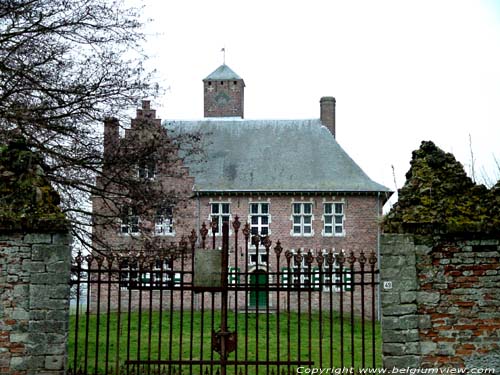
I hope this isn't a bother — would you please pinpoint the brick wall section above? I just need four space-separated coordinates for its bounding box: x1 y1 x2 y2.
417 237 499 369
380 233 500 371
0 232 71 375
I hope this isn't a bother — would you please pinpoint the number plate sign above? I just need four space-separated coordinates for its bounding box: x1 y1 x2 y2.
194 249 222 288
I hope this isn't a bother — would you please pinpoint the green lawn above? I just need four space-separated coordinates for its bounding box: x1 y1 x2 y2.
69 310 381 374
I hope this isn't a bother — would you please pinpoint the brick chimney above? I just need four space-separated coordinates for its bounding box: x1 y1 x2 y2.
103 117 119 163
320 97 336 138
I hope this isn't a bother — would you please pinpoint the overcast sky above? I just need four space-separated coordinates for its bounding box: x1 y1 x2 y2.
136 0 500 208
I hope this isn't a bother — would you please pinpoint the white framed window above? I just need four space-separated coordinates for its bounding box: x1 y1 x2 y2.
321 252 352 292
323 203 345 237
228 267 240 285
280 250 352 292
280 250 318 289
249 202 270 237
120 206 139 235
248 253 268 266
138 161 156 179
291 202 314 236
155 206 174 236
210 202 230 234
119 259 181 290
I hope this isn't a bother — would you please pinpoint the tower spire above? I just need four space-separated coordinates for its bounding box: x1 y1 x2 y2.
221 47 226 65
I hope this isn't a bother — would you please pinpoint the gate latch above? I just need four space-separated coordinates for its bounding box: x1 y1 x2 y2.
212 329 237 355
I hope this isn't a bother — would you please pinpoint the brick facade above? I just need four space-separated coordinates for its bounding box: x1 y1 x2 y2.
91 193 381 316
194 194 381 253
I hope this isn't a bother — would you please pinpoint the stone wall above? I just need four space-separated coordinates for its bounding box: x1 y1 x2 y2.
380 234 420 369
0 232 72 375
380 233 500 371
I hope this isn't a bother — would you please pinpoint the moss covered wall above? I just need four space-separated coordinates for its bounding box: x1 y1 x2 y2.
384 141 500 234
0 138 66 232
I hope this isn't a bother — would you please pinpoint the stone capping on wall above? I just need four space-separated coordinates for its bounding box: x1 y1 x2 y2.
380 233 500 372
0 231 72 375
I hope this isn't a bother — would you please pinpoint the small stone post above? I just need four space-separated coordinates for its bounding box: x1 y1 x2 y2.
380 234 421 368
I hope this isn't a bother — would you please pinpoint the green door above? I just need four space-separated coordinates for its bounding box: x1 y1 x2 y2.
249 271 268 308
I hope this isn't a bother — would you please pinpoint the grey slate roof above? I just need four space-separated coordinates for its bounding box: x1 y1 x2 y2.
204 64 242 81
165 119 390 194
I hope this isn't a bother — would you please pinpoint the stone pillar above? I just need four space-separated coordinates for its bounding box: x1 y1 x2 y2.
0 231 71 375
380 234 421 369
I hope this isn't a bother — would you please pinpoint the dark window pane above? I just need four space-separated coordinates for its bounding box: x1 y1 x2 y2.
304 204 312 214
261 216 269 225
335 203 343 214
250 204 258 214
261 227 269 235
293 203 301 214
211 204 219 214
261 204 269 214
251 216 259 225
324 203 332 214
222 204 230 213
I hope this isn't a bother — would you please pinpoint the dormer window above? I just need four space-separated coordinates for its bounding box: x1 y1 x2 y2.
208 81 212 86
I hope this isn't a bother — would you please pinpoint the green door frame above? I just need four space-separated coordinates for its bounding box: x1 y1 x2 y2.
249 270 268 308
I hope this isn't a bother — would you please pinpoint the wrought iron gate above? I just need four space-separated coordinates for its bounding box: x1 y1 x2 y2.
69 218 380 374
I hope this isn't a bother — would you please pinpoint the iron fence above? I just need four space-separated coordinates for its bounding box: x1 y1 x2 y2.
69 218 380 375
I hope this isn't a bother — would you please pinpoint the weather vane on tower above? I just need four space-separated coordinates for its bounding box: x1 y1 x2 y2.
221 47 226 65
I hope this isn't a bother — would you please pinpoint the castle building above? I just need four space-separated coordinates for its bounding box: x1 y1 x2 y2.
94 64 391 310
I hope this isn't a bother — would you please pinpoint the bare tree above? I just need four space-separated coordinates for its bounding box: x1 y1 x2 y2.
0 0 200 254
